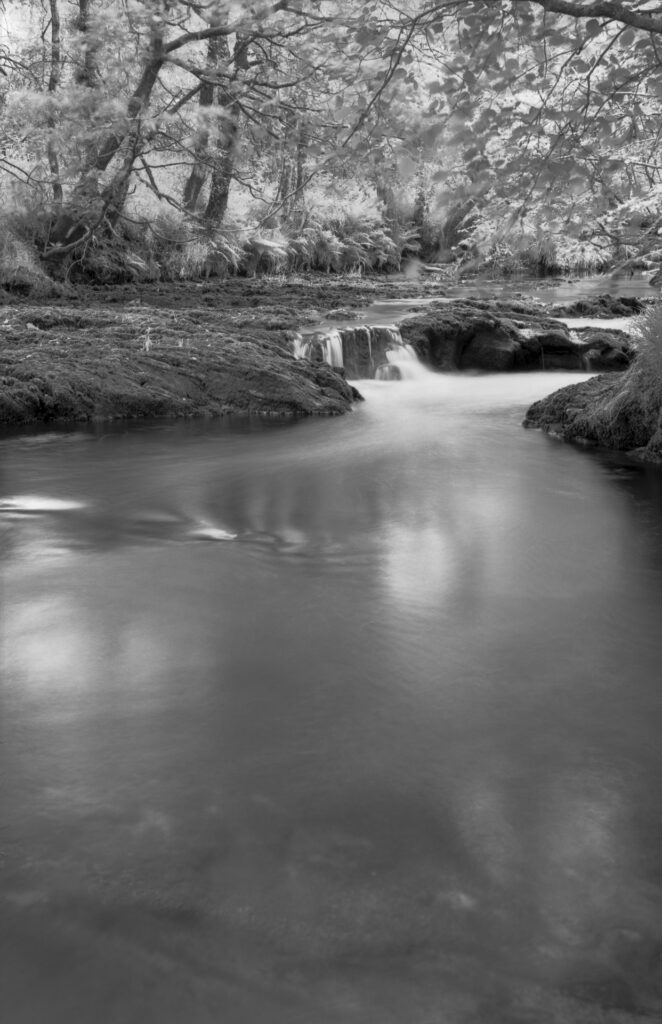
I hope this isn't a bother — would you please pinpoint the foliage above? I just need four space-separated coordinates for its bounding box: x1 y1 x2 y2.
3 0 662 283
633 303 662 383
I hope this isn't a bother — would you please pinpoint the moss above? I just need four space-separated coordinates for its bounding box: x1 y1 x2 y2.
0 301 362 427
548 294 649 318
523 361 662 462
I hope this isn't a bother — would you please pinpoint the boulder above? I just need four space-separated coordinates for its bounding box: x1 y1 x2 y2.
399 299 636 374
571 327 634 371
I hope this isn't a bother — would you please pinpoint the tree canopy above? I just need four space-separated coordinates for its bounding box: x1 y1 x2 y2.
1 0 662 278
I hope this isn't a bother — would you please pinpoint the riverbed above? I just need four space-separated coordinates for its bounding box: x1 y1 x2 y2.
2 364 662 1022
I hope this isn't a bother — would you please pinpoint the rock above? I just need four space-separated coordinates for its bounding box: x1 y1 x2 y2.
571 327 634 370
0 305 363 426
399 300 635 373
523 355 662 462
548 294 647 318
338 326 405 379
458 320 523 371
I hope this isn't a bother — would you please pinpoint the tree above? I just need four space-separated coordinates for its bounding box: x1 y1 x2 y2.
4 0 662 276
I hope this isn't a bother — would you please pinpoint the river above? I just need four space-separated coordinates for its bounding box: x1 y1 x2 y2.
2 317 662 1020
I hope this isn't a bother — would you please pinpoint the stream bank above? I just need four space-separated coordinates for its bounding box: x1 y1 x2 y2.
523 357 662 462
0 274 655 432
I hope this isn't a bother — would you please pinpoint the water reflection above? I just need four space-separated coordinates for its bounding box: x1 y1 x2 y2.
2 374 662 1022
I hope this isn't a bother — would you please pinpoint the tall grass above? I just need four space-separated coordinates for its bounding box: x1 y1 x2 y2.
633 303 662 383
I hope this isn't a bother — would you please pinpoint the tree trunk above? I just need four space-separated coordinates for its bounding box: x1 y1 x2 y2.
204 36 249 226
76 0 99 86
74 26 165 205
47 0 62 206
295 124 307 195
276 108 297 221
182 36 221 212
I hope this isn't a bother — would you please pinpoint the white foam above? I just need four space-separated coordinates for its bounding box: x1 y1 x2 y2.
188 525 237 542
557 317 636 331
0 495 86 513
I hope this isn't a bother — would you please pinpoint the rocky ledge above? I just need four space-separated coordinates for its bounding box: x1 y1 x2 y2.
523 357 662 462
399 297 637 373
0 306 362 426
547 294 648 318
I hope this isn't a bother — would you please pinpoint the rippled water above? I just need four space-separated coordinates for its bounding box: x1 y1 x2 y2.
2 370 662 1022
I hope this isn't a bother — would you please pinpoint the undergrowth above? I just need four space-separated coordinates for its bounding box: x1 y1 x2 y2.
0 199 627 290
1 203 425 288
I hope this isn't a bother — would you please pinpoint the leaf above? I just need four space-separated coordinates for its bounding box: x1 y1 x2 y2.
586 19 602 37
567 176 586 196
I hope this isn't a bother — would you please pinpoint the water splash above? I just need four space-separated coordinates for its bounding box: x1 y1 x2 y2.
293 323 431 380
377 343 431 381
292 333 308 360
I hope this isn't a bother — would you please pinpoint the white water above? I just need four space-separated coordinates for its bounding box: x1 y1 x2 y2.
295 323 433 380
294 302 641 382
377 343 433 381
559 316 639 331
291 332 307 359
324 328 344 367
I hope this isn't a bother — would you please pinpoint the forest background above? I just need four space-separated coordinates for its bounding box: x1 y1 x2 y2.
2 0 662 288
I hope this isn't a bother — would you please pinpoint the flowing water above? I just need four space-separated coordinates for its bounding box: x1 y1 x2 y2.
2 357 662 1020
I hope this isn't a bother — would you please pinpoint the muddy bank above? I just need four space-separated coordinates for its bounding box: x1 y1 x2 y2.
0 305 362 425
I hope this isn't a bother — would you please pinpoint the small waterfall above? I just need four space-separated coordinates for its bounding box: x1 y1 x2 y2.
378 343 430 381
291 329 344 367
377 327 405 349
292 333 308 360
324 329 344 368
293 323 430 380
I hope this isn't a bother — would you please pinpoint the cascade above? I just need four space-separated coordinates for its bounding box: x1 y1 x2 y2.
324 329 344 368
378 343 431 381
291 329 344 367
293 323 430 380
292 333 308 360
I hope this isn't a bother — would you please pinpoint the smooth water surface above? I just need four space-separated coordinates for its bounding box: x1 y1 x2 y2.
314 270 656 335
2 371 662 1023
